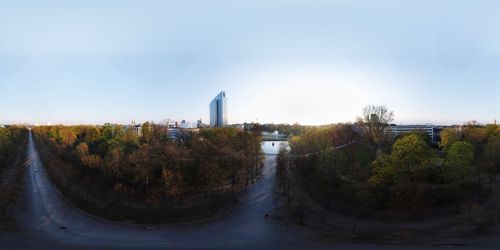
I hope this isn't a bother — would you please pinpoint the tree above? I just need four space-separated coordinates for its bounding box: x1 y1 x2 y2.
129 144 155 198
370 134 435 215
439 128 461 150
358 105 394 147
75 142 102 170
80 155 102 170
104 147 126 183
162 166 183 205
463 126 488 148
79 126 100 144
482 137 500 193
141 122 154 144
445 141 475 183
60 127 76 147
0 127 12 164
32 125 265 220
157 143 188 204
335 123 358 175
100 124 115 142
444 141 475 206
76 142 89 158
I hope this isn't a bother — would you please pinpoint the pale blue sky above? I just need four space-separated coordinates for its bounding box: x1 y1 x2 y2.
0 0 498 125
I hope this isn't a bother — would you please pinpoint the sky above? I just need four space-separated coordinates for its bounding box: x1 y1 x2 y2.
0 0 499 126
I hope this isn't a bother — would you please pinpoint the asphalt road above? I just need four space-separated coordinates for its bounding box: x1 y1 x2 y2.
1 132 496 249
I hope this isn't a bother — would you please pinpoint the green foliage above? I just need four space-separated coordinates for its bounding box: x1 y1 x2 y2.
288 123 376 211
370 134 437 214
463 126 488 147
439 128 461 150
276 144 291 195
483 136 500 176
260 123 307 136
391 134 434 163
288 122 500 217
444 141 475 182
140 122 153 144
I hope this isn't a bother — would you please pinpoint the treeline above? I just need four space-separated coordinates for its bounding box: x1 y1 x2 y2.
0 126 27 165
32 124 263 222
278 123 376 214
371 125 500 216
0 126 28 227
260 123 307 136
278 105 500 220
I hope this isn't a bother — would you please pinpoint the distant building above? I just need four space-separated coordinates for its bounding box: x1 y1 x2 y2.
230 123 245 130
166 128 180 140
167 127 200 141
387 124 443 144
125 121 143 137
179 120 197 129
210 91 228 127
131 124 142 137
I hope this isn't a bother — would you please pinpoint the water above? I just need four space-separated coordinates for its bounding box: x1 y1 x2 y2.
261 141 289 155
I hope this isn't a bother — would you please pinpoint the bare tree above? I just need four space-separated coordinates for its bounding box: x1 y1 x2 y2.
358 105 394 148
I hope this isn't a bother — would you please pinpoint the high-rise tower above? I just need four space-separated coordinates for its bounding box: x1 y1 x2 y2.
209 91 228 127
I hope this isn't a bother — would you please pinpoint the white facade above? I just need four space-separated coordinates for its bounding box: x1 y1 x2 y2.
387 124 437 143
210 91 228 127
179 120 196 129
131 125 142 137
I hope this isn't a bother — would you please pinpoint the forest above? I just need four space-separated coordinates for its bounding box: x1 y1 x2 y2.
32 124 263 222
278 106 500 223
0 126 28 228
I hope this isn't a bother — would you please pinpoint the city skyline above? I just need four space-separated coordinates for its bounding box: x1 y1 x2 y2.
0 1 499 126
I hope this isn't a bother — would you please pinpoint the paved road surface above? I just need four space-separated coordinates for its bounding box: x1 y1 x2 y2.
1 132 496 249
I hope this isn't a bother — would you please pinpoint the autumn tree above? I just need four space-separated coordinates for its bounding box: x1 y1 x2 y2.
190 136 222 199
439 128 462 150
74 141 100 170
141 122 154 144
32 124 264 220
0 126 28 223
129 144 156 198
159 144 187 204
0 127 12 164
463 126 488 148
60 126 76 147
78 126 100 145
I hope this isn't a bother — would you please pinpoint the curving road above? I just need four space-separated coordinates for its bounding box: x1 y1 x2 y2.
0 132 493 249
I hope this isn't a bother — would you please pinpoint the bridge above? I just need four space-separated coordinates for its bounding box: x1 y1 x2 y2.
262 134 288 141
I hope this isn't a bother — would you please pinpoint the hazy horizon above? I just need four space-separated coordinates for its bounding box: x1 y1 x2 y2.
1 1 499 126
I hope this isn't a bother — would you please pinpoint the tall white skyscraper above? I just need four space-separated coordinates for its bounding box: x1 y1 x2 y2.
210 91 228 127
